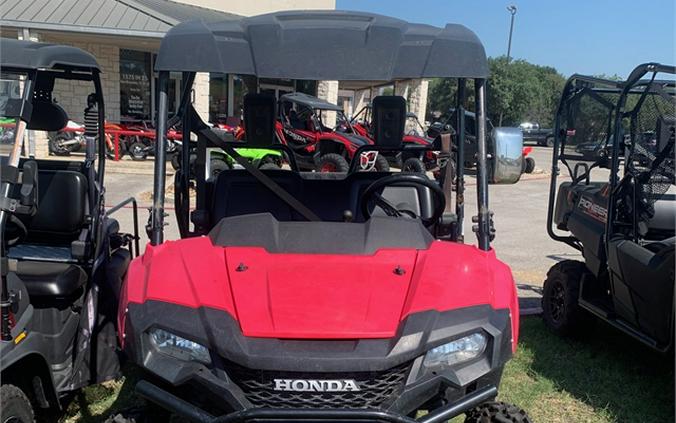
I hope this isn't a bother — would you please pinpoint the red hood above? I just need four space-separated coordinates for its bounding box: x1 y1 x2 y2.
120 237 518 345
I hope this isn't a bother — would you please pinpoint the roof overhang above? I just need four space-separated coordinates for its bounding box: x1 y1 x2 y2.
0 20 166 39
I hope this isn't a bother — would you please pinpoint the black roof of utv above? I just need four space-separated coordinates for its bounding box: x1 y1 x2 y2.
154 10 489 82
280 92 343 111
0 38 100 72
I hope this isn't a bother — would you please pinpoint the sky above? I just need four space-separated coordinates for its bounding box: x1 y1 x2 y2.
336 0 675 78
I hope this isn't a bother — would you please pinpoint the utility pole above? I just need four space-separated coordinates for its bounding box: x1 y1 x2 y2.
500 5 517 126
506 5 517 63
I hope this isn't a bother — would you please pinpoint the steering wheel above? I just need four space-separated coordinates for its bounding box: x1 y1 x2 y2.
360 174 446 226
5 215 28 247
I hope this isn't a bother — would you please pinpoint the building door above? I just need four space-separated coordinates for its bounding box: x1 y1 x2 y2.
259 82 294 100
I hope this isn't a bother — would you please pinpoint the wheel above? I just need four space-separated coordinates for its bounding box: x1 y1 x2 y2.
49 133 76 156
542 260 588 336
128 142 148 161
259 162 280 170
545 136 554 147
1 384 35 423
523 157 535 174
209 158 231 178
402 157 425 173
374 153 390 172
317 153 349 173
465 401 532 423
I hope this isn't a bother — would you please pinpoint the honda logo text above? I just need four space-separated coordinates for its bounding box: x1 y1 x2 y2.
273 379 361 392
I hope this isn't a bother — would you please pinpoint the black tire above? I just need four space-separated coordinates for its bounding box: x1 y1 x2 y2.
402 157 425 173
49 133 76 156
374 153 390 172
542 260 588 336
465 401 532 423
1 384 35 423
545 136 554 147
210 158 231 178
259 162 280 170
128 142 148 161
523 157 535 174
317 153 349 173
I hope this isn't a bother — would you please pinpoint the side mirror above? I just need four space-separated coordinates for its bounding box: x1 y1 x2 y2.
489 127 523 184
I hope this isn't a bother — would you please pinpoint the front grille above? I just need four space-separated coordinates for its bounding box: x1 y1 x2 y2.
225 361 411 409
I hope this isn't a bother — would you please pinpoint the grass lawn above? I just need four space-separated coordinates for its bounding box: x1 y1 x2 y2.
62 317 674 423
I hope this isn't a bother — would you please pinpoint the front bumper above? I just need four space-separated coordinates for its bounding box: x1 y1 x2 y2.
124 302 513 419
137 379 498 423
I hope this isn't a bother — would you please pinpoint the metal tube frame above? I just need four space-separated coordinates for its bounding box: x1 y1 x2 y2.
151 71 169 245
455 78 466 242
1 72 34 340
474 79 490 251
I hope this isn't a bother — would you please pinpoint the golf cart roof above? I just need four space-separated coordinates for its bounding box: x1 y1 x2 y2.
155 10 489 83
280 92 342 111
0 38 100 72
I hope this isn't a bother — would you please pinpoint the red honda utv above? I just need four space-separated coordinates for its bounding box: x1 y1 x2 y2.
117 10 530 423
352 104 439 172
276 92 389 172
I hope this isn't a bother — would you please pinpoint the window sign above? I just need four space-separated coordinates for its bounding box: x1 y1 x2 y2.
120 50 151 122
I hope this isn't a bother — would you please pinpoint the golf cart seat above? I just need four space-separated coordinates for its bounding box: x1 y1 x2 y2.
8 165 90 297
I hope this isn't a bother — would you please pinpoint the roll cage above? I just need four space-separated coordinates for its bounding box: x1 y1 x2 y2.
547 63 676 250
279 94 354 134
151 10 494 251
0 38 108 340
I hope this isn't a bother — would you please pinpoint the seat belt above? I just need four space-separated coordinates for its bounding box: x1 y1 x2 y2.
196 125 320 222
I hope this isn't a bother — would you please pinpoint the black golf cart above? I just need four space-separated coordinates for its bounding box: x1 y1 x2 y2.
0 38 137 421
119 10 529 423
543 63 675 351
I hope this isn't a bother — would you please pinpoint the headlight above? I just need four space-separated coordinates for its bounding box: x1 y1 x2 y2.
423 332 487 368
149 328 211 364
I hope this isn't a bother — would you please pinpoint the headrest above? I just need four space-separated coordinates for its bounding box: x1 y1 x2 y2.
27 101 68 131
371 96 406 147
243 93 276 147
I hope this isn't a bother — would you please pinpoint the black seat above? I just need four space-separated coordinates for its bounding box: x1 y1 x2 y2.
208 169 436 229
209 169 390 226
8 166 90 297
13 261 87 297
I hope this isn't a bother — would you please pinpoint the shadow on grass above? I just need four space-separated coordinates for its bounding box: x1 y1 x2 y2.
518 317 674 422
61 364 145 423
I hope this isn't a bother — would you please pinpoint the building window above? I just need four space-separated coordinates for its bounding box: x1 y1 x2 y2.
231 75 248 118
119 49 152 122
209 73 228 123
295 80 317 96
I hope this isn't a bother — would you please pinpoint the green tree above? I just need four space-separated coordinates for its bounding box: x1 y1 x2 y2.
427 56 566 128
